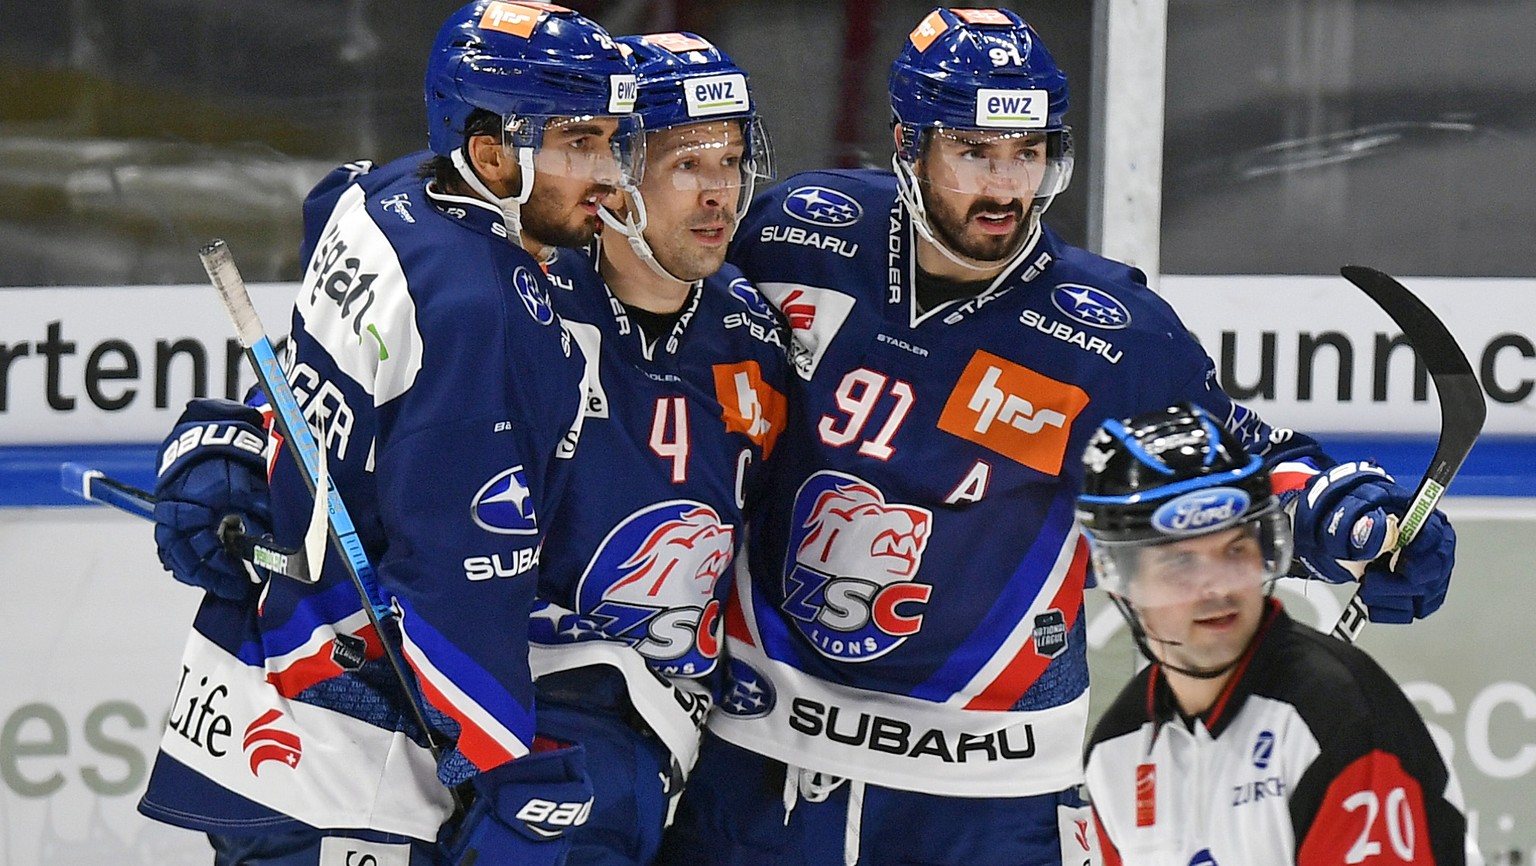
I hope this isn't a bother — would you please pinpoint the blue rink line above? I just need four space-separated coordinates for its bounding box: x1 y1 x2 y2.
1 443 160 507
1 436 1533 508
1310 434 1536 498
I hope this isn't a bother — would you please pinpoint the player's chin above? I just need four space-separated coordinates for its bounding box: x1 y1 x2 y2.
662 247 724 282
957 233 1027 263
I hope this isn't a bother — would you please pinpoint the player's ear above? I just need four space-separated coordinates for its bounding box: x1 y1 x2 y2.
892 122 905 153
467 133 518 191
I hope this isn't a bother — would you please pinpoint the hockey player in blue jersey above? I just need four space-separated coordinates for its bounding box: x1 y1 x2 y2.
140 4 641 865
656 8 1458 866
525 31 787 865
147 22 786 866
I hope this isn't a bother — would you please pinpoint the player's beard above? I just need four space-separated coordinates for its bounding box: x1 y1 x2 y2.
924 191 1031 263
522 181 613 250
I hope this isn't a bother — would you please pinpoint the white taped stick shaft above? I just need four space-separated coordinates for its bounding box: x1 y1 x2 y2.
199 239 265 348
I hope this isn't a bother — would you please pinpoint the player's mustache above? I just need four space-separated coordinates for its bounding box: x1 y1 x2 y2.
688 208 735 231
967 200 1025 220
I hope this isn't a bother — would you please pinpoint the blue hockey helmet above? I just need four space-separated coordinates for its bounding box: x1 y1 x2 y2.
425 1 639 157
600 32 775 281
887 9 1074 272
618 33 773 205
620 33 765 151
889 7 1070 162
1076 403 1292 602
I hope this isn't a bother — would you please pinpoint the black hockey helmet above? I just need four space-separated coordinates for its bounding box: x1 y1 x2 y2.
1075 403 1292 601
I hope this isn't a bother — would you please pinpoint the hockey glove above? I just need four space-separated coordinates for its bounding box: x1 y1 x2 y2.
153 398 272 602
1291 461 1457 623
443 742 592 866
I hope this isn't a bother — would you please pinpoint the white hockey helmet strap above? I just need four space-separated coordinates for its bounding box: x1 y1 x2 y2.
893 152 1042 275
598 187 688 283
451 145 538 251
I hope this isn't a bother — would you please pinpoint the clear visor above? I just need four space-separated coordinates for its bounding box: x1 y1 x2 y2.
633 117 773 220
1089 510 1293 610
916 128 1071 200
505 113 646 188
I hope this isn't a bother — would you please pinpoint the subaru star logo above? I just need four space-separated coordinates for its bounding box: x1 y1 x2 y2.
718 658 775 718
472 466 539 535
783 186 863 227
729 278 774 318
1051 284 1131 330
513 266 555 326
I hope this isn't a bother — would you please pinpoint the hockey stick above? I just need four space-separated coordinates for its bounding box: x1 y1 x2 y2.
58 462 313 582
199 239 453 765
1329 265 1486 643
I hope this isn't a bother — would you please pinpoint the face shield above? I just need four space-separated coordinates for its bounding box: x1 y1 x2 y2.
511 113 646 190
450 111 643 254
916 128 1071 202
600 116 773 282
628 117 772 221
893 126 1073 272
1089 509 1293 611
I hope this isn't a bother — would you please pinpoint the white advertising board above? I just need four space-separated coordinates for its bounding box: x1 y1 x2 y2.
0 284 296 445
0 507 206 865
1159 274 1535 434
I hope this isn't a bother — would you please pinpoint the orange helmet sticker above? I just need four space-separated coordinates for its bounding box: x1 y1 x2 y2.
642 32 714 53
479 2 546 38
908 10 950 52
952 9 1013 26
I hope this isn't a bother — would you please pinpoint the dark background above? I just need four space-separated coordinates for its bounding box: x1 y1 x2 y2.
1 0 1530 285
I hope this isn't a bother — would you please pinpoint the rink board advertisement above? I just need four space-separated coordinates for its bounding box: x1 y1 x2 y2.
1 275 1533 865
1157 274 1536 435
2 276 1532 444
0 283 295 445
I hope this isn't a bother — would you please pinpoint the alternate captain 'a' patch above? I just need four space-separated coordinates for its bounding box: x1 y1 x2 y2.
937 351 1089 475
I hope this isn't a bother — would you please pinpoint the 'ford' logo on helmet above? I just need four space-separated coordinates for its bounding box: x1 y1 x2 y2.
782 186 863 228
1151 487 1249 536
472 466 539 535
1051 284 1131 330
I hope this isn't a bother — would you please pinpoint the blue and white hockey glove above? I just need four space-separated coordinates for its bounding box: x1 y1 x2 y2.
153 398 272 602
1290 461 1457 624
443 741 592 866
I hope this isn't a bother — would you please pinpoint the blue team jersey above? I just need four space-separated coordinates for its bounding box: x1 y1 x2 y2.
527 242 790 771
708 170 1321 798
139 154 587 840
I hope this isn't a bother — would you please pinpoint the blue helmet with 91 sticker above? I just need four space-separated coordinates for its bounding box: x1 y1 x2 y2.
887 8 1074 272
889 7 1069 161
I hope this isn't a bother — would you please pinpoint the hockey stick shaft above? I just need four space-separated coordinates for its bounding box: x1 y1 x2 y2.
199 239 451 762
1329 266 1486 643
58 462 313 582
